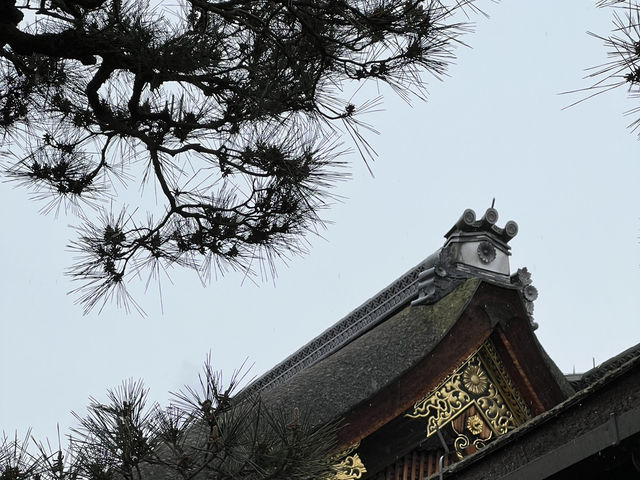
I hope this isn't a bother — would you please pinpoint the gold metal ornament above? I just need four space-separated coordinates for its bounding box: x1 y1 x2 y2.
333 453 367 480
462 365 488 394
480 340 532 426
405 340 531 458
465 414 484 435
330 443 367 480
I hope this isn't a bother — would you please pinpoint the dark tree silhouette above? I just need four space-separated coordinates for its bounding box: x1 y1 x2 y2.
0 0 478 312
0 361 337 480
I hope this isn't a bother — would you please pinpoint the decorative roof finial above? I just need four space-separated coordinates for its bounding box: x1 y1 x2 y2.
443 207 519 278
413 207 539 329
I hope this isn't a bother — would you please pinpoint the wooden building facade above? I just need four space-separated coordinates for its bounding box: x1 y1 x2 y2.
244 208 640 479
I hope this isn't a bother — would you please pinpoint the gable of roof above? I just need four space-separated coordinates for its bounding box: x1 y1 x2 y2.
243 207 581 477
243 208 541 403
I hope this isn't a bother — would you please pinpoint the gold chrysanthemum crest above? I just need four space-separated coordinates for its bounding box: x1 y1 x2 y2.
466 414 484 435
462 365 488 394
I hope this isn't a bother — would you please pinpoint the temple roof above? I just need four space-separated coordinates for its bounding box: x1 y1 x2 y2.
232 206 640 479
572 341 640 390
242 207 539 401
240 252 439 398
233 206 602 476
260 278 483 426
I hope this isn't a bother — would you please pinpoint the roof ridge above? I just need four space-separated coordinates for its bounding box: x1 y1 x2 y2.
239 253 439 397
577 341 640 388
240 207 531 398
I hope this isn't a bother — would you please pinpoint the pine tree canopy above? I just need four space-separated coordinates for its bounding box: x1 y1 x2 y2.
0 361 339 480
0 0 479 313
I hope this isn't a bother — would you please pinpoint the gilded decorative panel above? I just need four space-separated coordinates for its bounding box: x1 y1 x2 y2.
405 340 531 458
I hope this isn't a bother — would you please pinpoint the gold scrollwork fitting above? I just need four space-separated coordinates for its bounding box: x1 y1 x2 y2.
405 340 531 458
480 340 531 425
333 453 367 480
330 443 367 480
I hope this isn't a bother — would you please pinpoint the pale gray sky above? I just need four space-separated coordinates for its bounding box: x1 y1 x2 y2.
2 1 639 444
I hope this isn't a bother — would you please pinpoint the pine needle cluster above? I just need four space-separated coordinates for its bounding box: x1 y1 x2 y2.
0 360 337 480
1 0 479 312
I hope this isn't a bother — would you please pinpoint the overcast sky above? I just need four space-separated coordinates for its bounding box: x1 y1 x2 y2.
2 0 640 444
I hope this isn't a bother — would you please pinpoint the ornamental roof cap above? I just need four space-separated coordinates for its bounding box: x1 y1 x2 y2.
445 207 518 247
432 206 519 283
